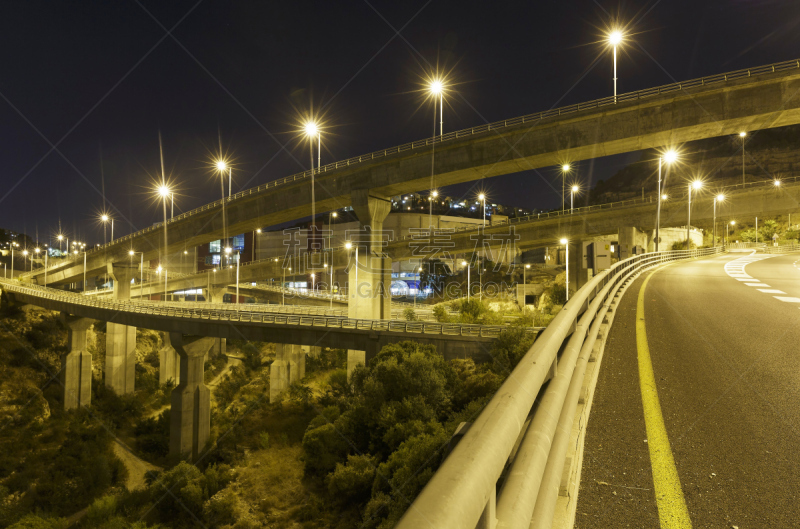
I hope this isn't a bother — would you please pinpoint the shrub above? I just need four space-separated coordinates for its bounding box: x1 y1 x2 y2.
327 454 378 504
85 495 118 524
7 514 68 529
550 283 567 305
402 308 418 321
301 423 350 476
241 343 262 371
432 305 450 323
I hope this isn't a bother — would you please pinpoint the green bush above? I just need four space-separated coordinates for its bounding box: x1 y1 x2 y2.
133 410 170 458
432 305 450 323
302 423 350 476
85 495 118 524
402 308 418 321
241 343 262 371
550 283 567 306
7 514 68 529
327 454 378 504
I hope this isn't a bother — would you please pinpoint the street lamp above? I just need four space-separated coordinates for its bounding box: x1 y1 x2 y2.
739 132 747 185
22 250 28 273
713 194 725 248
329 211 338 255
216 160 230 252
304 121 321 240
461 260 470 301
727 220 736 245
478 193 486 227
428 79 445 222
687 180 703 250
560 238 570 302
129 250 144 299
656 149 679 251
570 185 579 214
57 234 64 253
560 164 571 212
158 185 171 296
523 263 531 307
324 263 333 308
429 190 439 226
346 241 358 302
101 214 114 244
608 30 624 103
774 179 781 187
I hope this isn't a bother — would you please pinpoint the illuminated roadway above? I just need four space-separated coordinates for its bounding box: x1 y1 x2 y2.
576 252 800 528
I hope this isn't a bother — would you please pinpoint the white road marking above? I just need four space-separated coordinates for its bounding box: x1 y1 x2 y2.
758 289 785 294
745 283 770 287
774 296 800 303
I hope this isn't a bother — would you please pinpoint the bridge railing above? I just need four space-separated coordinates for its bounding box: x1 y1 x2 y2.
395 246 724 529
762 243 800 254
23 57 799 278
0 280 538 340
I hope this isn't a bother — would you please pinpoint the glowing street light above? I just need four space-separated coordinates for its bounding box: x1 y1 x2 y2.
57 233 64 253
713 194 725 248
560 164 571 212
429 190 439 225
100 214 114 244
570 185 579 214
726 220 736 245
686 180 703 250
304 120 321 240
607 30 624 102
156 184 172 297
215 159 230 252
560 238 570 302
739 132 747 185
774 179 781 187
656 149 679 251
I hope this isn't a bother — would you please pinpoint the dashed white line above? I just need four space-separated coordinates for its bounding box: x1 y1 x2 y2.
744 283 770 287
758 289 785 294
774 296 800 303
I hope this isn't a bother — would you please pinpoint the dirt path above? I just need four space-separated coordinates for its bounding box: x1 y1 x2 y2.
113 438 161 490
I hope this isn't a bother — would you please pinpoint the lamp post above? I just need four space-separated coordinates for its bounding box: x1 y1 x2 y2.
428 79 445 227
523 263 530 307
739 131 747 185
22 250 28 273
560 164 570 212
10 242 18 278
101 214 114 244
656 150 678 252
687 180 703 250
608 30 623 103
570 185 579 214
158 185 171 297
304 121 321 242
727 221 736 245
311 273 315 294
713 194 725 247
282 266 291 305
560 238 569 302
57 234 63 253
216 160 229 251
461 260 470 301
346 241 358 303
325 263 332 308
129 250 144 299
429 190 439 227
478 193 486 302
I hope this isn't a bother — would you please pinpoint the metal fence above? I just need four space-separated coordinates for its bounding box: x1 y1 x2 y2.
395 246 725 529
23 57 799 278
0 280 537 340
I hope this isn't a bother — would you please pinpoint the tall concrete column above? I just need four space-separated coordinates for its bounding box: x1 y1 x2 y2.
205 286 227 304
61 314 94 410
348 190 393 321
270 343 291 402
169 333 211 461
105 264 138 394
288 344 306 383
158 332 180 386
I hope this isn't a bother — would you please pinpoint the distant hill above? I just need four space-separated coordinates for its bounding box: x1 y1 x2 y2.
590 123 800 204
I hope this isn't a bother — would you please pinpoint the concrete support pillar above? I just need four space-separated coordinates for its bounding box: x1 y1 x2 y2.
347 350 365 379
61 314 93 410
618 227 647 260
159 332 180 386
105 263 138 394
205 286 227 304
270 343 291 402
169 333 211 461
210 337 226 357
105 323 136 394
288 344 305 383
348 190 393 321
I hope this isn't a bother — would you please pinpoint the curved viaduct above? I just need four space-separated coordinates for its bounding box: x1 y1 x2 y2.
23 60 800 286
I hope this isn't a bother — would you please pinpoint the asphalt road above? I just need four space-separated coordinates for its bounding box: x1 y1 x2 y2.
576 252 800 529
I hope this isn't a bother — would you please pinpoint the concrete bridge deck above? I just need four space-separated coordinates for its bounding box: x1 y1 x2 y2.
21 58 800 285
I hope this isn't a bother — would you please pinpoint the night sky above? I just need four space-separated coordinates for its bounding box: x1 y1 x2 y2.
1 0 797 245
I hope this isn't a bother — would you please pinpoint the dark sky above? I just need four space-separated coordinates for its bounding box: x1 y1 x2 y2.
1 0 797 245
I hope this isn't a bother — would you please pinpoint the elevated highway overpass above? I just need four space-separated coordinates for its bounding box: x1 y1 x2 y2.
21 58 800 287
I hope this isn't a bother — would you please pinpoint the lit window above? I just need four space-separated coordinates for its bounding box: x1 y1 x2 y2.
209 240 221 253
233 235 245 250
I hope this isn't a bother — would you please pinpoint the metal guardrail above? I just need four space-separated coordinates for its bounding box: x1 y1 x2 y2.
762 243 800 254
22 57 800 278
0 280 537 340
396 176 800 241
395 246 725 529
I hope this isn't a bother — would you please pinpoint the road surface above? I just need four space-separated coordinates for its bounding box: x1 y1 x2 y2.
576 252 800 528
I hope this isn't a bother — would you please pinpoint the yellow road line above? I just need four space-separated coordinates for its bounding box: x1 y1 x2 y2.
637 270 693 529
